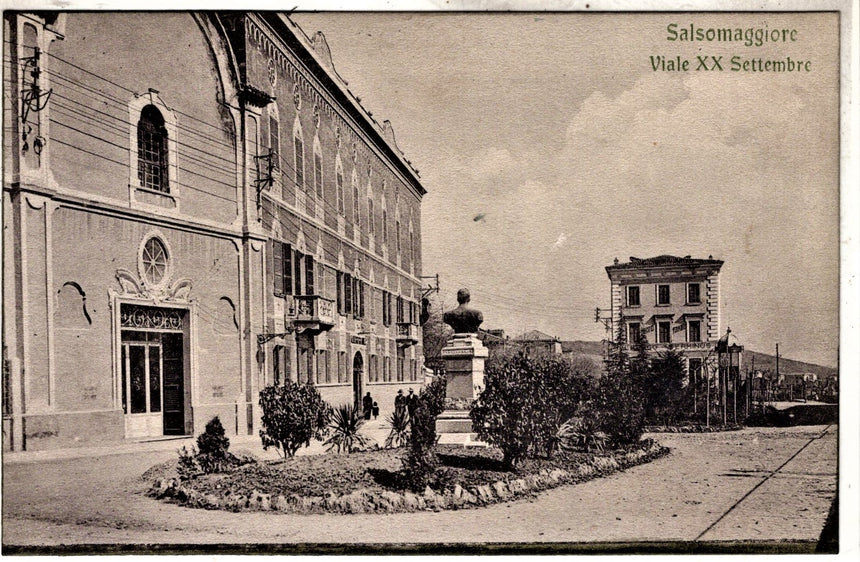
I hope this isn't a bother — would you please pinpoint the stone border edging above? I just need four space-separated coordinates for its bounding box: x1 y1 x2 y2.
644 424 743 433
148 441 669 515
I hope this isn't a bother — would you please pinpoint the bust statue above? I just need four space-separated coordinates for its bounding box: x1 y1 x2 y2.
443 288 483 334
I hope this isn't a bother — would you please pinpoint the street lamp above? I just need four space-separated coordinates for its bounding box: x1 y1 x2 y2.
716 328 744 426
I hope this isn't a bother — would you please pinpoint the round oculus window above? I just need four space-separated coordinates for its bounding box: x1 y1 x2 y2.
142 237 169 286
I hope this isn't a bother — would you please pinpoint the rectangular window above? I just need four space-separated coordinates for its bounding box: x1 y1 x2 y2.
626 285 640 307
628 322 641 344
657 284 671 305
326 342 334 384
353 185 360 228
314 152 323 198
345 274 354 317
294 136 304 191
687 283 701 304
283 244 293 296
688 320 702 343
269 117 280 195
396 296 404 323
272 241 284 297
397 348 405 382
368 198 375 235
658 321 672 343
293 251 304 296
273 345 284 385
688 358 703 385
358 281 366 319
336 170 345 214
305 255 315 296
396 220 401 255
336 272 344 314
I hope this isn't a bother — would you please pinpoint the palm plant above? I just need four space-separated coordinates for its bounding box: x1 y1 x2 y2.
383 408 410 449
324 403 370 454
557 415 606 454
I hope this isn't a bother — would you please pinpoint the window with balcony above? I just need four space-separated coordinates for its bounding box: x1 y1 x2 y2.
272 242 315 297
657 321 672 343
687 282 701 304
657 284 671 305
626 285 640 307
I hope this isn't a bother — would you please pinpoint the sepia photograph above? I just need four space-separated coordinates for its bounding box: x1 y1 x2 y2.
1 2 856 555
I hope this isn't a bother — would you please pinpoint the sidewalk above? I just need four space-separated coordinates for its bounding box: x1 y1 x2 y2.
2 418 393 465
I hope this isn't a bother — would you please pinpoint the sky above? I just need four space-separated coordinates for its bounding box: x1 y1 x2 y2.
292 12 840 367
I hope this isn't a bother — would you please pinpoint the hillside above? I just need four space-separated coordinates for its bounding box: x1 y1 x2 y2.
561 341 838 379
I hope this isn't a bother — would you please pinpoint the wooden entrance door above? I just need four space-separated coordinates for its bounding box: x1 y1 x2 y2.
161 332 185 435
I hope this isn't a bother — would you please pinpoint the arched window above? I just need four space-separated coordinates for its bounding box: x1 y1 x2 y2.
367 183 375 236
352 177 360 229
382 196 388 247
293 120 305 192
137 105 169 192
313 138 323 200
335 157 345 215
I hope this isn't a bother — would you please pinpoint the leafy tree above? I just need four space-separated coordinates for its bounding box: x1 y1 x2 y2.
325 403 370 454
470 350 595 470
422 307 453 375
644 346 688 425
598 323 647 447
259 382 331 458
402 376 447 490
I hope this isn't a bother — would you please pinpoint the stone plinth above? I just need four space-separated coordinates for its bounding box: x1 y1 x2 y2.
437 334 489 443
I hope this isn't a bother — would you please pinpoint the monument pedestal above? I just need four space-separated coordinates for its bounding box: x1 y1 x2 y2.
437 334 489 446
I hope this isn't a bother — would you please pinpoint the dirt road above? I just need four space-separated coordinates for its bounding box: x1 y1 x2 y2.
2 425 836 550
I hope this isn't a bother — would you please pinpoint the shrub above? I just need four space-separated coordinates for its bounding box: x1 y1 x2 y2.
596 368 646 447
403 398 439 491
420 375 447 418
470 350 595 470
177 445 202 481
259 382 331 458
402 379 447 490
556 410 606 454
384 408 411 449
324 403 370 454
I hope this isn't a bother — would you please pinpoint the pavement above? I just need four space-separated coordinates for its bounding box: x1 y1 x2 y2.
1 424 837 551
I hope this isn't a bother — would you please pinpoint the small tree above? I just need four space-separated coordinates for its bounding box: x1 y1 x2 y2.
597 323 647 447
402 376 447 490
470 350 593 470
644 347 688 425
259 382 331 458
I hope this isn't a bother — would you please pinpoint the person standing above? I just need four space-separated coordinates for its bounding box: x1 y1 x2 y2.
362 391 373 421
406 388 418 419
394 389 406 417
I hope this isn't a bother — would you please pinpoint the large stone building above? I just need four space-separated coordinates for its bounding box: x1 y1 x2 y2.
605 255 723 381
3 12 425 451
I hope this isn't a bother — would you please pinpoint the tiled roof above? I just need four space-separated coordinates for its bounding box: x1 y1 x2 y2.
606 254 723 270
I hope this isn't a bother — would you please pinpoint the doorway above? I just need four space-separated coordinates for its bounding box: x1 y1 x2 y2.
352 351 364 410
120 330 185 438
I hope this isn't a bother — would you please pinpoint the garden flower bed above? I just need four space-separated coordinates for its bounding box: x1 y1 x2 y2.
147 439 669 514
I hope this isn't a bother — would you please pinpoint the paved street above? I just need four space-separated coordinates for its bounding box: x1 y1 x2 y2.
2 425 836 550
